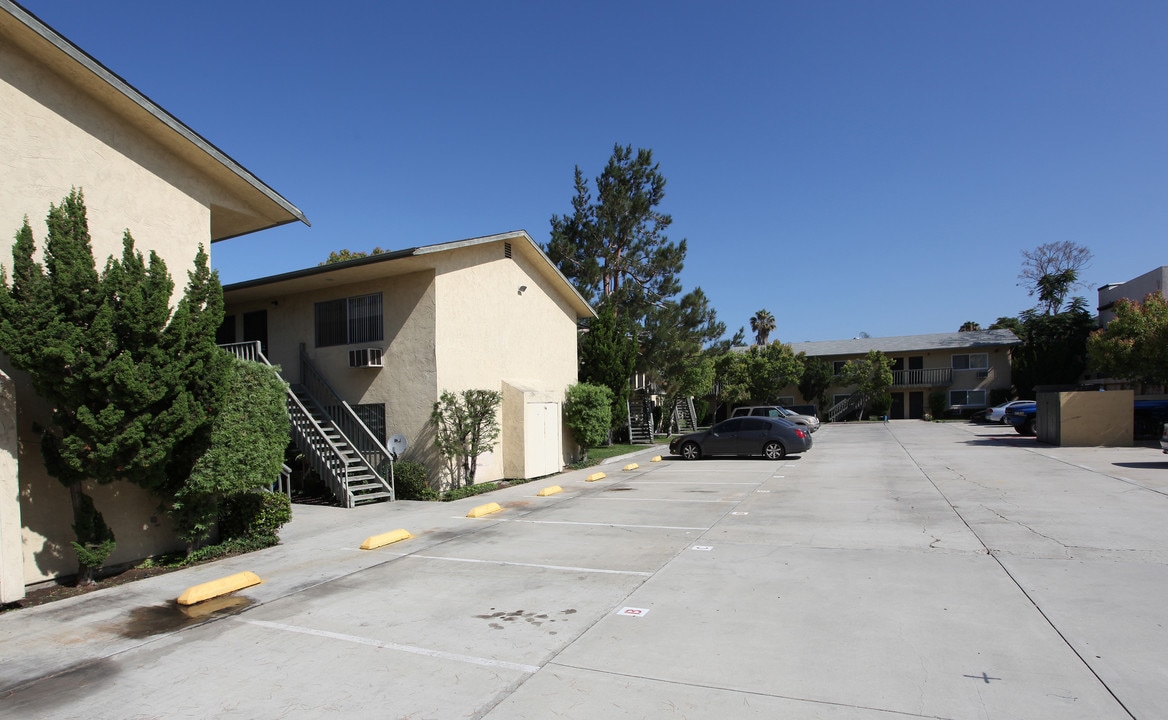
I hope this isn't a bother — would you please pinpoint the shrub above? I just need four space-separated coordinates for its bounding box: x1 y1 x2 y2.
564 383 613 461
219 490 292 543
928 392 947 420
432 389 502 488
441 482 499 502
394 460 438 501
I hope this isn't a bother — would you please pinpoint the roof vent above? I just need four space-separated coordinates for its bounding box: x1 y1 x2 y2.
504 242 512 259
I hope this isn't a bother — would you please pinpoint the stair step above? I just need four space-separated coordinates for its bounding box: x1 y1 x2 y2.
353 492 393 505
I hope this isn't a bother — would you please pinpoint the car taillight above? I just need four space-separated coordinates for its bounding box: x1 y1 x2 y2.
795 429 806 439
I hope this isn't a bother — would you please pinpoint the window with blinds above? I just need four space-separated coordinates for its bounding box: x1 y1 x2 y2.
314 293 384 347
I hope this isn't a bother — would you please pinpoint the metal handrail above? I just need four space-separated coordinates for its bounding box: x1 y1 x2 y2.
218 340 270 365
286 389 355 507
299 344 395 500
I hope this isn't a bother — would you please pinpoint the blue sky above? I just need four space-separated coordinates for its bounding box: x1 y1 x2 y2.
20 1 1167 343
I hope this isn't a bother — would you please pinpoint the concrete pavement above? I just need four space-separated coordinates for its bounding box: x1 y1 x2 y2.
2 422 1166 719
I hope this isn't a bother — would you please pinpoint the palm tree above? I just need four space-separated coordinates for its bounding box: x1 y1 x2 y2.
750 309 776 346
958 321 981 332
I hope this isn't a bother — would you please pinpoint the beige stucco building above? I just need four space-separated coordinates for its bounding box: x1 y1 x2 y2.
774 330 1020 420
0 1 305 598
222 231 593 492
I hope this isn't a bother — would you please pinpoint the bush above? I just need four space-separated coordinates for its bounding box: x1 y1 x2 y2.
441 482 499 502
564 383 613 460
928 392 947 420
394 460 438 500
219 490 291 542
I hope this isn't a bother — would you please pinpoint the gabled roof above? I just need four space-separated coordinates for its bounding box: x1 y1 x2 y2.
1 0 308 241
750 329 1021 358
223 230 596 319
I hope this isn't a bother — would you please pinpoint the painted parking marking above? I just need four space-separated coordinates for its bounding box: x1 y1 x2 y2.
691 545 714 551
239 618 540 673
408 554 653 576
616 607 650 618
632 481 761 485
756 490 771 493
730 512 749 516
512 519 709 531
585 496 737 504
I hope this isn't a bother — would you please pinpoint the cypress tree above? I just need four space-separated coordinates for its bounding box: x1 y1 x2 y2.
0 190 230 584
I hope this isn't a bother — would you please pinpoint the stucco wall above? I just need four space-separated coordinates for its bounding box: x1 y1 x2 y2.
0 369 20 601
2 36 241 586
432 243 580 482
224 270 440 474
1039 390 1134 447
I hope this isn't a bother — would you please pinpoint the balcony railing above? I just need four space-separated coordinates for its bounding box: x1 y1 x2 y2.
891 368 953 388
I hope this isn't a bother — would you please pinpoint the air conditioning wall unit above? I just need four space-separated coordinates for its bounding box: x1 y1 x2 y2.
976 370 989 379
349 347 384 368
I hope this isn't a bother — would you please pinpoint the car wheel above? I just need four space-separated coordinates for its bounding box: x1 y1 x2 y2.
1022 418 1036 436
763 441 786 460
680 441 701 460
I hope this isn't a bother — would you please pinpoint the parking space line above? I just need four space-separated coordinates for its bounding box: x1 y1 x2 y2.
512 519 710 531
238 619 540 673
583 496 738 504
407 554 653 576
630 481 762 485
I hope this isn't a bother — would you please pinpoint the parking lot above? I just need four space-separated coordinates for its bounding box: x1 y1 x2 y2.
2 420 1167 719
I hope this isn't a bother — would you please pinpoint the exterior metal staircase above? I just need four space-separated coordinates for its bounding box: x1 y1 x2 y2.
827 391 867 423
669 396 698 433
627 389 654 444
218 341 395 507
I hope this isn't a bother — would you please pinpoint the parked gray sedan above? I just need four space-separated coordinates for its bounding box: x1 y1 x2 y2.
669 416 813 460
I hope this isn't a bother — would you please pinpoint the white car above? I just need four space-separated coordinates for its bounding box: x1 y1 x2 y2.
986 400 1032 424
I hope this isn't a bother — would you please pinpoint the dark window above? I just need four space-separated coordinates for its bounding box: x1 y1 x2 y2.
949 389 987 407
716 418 746 433
833 361 848 376
743 418 770 431
315 293 383 347
952 353 988 370
242 310 268 356
216 315 236 345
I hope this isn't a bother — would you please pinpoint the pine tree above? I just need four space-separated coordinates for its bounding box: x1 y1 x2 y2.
578 303 637 438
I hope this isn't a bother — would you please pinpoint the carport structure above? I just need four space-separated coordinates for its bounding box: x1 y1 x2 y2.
3 422 1165 719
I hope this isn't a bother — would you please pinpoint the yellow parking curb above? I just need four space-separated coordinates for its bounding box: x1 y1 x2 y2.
651 456 663 462
360 529 413 550
467 502 502 518
586 472 607 482
176 571 262 606
537 485 563 496
624 463 639 471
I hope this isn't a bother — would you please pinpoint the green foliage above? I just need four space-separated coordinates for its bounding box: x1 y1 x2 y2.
218 491 291 544
929 392 947 419
431 389 502 488
440 482 500 502
578 303 637 430
69 489 115 581
0 191 231 578
840 351 894 416
717 342 804 408
320 247 388 265
564 383 614 460
1012 299 1096 396
797 355 832 410
639 287 725 422
989 316 1023 335
750 309 776 346
1018 242 1093 315
394 460 438 500
1088 292 1168 391
172 359 290 551
958 321 981 332
546 144 684 320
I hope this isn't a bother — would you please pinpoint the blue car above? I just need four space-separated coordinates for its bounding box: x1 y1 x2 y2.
1005 401 1037 436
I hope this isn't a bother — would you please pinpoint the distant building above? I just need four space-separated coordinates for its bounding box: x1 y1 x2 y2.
1097 266 1167 326
770 330 1021 420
